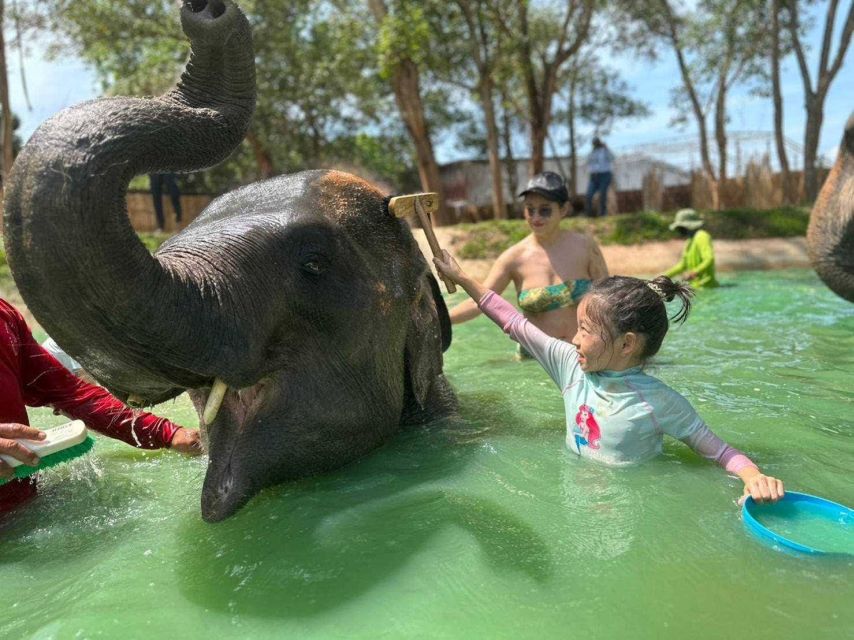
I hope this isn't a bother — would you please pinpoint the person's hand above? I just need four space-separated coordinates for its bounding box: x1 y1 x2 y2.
170 428 203 456
739 473 785 505
0 423 46 478
433 250 468 286
684 271 697 281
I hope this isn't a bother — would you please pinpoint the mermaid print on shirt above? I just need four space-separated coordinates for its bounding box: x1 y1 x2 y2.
574 404 601 450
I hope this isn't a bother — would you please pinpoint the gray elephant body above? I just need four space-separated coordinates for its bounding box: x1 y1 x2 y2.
2 0 455 521
808 113 854 302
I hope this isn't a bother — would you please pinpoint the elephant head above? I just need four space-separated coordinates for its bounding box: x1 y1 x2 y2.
807 112 854 302
3 0 455 521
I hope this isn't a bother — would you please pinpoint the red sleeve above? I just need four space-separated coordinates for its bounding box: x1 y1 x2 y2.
11 309 179 449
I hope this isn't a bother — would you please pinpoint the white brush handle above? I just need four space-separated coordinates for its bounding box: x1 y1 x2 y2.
0 420 88 467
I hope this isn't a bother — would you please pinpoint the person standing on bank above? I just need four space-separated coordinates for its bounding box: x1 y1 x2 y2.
662 208 719 288
149 172 183 232
448 171 609 358
585 137 615 217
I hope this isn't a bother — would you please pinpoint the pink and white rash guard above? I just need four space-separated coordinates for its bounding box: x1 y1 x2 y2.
478 291 756 473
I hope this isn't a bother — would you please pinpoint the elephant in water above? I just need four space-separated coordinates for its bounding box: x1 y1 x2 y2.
2 0 456 522
808 112 854 302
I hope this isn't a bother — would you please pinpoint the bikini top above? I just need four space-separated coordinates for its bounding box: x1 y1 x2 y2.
517 279 592 314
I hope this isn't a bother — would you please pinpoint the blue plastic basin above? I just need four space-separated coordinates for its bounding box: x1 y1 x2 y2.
742 491 853 556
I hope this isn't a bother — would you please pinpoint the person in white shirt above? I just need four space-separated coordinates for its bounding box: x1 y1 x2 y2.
585 137 615 217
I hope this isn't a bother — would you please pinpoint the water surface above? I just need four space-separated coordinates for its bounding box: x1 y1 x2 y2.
2 269 852 639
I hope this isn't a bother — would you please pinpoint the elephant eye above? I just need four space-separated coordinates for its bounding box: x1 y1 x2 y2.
301 257 326 275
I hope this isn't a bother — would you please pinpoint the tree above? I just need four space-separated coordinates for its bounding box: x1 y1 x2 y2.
0 0 13 186
447 0 508 219
617 0 768 208
24 0 418 194
493 0 595 174
369 0 451 224
782 0 853 201
768 0 794 201
557 52 650 196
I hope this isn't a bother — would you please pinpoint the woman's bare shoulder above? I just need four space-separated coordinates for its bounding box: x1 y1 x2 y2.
499 236 533 263
561 228 596 247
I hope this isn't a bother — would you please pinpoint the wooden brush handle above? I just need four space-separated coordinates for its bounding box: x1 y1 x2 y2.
415 199 457 293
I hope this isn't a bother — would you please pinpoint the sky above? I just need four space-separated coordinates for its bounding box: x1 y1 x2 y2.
6 4 852 174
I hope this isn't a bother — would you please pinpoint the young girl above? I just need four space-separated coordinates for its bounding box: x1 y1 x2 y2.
434 251 784 504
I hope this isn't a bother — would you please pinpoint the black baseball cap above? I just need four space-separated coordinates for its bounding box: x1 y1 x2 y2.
518 171 569 204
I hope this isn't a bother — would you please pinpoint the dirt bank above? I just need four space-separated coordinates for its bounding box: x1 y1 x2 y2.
411 229 810 281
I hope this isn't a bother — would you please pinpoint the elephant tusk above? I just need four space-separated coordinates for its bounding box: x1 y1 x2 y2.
203 378 229 425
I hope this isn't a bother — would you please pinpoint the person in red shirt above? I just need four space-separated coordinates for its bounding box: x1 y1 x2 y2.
0 298 201 512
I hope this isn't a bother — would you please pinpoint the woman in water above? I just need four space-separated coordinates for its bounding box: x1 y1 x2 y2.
448 171 608 358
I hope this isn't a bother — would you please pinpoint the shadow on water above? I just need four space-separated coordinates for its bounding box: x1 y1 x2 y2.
175 406 555 620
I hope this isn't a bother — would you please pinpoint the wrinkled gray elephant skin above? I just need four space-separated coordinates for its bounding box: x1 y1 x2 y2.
808 112 854 302
2 0 455 522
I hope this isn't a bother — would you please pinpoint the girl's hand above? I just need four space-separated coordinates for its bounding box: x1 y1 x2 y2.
433 250 468 285
739 473 785 505
170 428 203 456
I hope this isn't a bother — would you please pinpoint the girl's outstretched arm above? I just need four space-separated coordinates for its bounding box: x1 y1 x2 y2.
447 251 514 324
680 424 784 504
434 250 490 302
435 251 579 388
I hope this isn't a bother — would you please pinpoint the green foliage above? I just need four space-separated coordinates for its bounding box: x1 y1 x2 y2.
457 220 531 259
376 3 432 78
603 211 672 244
30 0 419 191
455 207 811 258
137 232 172 254
701 206 810 239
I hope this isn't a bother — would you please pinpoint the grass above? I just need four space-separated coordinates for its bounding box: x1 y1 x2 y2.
456 206 810 259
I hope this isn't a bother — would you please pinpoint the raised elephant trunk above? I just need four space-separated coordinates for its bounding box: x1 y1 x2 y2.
3 0 256 400
807 113 854 303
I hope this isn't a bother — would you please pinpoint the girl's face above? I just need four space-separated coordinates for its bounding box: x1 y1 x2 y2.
571 298 617 372
572 298 644 372
523 194 565 236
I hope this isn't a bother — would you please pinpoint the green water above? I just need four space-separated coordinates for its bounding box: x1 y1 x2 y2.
1 269 852 639
751 501 853 555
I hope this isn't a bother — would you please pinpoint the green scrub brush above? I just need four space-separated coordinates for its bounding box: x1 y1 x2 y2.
0 420 95 484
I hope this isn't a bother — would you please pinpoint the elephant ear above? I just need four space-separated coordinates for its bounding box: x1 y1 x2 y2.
405 273 452 409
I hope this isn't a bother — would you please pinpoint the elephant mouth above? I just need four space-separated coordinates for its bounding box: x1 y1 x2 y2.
197 379 271 522
203 379 270 433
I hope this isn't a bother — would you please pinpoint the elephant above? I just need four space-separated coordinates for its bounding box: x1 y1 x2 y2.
2 0 456 522
807 112 854 302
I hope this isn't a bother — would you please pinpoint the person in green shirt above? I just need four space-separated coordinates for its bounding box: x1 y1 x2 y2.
663 209 719 288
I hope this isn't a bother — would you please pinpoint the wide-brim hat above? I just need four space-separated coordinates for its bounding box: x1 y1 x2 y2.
669 208 704 230
518 171 569 204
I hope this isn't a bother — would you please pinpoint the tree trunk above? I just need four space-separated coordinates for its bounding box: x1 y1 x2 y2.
368 0 450 224
392 60 450 224
479 76 506 219
499 90 518 216
714 66 730 184
568 75 578 198
803 94 824 202
784 0 854 202
247 129 275 179
0 0 14 188
770 0 792 202
663 1 719 207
